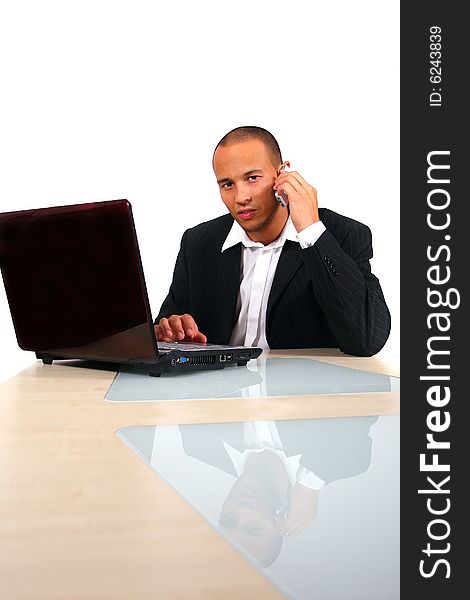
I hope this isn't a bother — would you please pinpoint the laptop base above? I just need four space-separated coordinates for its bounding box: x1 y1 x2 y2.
36 352 251 377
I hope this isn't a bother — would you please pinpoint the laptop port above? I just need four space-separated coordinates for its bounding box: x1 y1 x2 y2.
219 354 227 362
226 354 233 361
189 355 216 365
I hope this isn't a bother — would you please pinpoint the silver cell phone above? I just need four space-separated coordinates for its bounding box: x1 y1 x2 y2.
275 161 290 207
275 191 288 207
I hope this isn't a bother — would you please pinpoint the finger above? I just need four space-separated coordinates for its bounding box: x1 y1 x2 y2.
180 315 207 343
155 328 172 342
168 315 185 340
286 170 315 192
275 180 297 202
288 523 305 535
293 515 314 534
159 317 175 340
277 516 295 534
274 172 304 194
287 172 318 205
180 314 200 339
193 331 207 343
280 518 304 536
282 511 307 531
275 172 316 201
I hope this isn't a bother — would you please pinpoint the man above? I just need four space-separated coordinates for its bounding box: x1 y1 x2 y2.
155 126 390 356
178 416 378 567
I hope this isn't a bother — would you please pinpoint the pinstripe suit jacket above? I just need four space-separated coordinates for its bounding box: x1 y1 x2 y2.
156 208 391 356
178 416 378 483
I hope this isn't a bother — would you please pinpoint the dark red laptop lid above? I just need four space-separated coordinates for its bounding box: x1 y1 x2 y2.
0 199 158 364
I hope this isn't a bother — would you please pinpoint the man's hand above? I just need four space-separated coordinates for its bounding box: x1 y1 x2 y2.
154 314 207 343
276 484 319 536
273 169 320 233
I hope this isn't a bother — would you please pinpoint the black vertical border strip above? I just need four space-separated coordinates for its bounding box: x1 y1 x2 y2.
401 2 465 597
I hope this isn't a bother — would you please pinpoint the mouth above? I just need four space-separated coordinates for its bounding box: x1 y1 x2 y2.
237 208 257 220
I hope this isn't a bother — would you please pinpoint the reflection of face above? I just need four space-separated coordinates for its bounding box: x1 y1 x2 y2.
219 471 283 566
213 139 287 244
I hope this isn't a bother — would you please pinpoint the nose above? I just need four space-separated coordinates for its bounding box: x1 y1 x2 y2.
234 182 251 205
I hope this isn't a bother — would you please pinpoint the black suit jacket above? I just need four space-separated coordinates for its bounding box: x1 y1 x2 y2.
156 208 391 356
178 417 378 484
119 417 378 484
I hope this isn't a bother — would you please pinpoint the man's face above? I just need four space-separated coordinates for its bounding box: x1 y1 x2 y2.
213 139 283 239
218 472 283 565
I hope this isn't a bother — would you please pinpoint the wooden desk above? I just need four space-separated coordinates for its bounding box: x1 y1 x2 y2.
0 350 399 600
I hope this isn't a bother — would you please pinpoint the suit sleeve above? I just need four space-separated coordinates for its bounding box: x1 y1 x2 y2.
154 230 191 323
302 222 391 356
296 416 378 482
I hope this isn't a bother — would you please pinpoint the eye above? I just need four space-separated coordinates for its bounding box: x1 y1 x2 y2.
248 175 260 182
221 513 237 526
221 182 233 190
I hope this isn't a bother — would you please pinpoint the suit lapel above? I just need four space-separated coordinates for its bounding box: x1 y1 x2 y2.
267 240 304 318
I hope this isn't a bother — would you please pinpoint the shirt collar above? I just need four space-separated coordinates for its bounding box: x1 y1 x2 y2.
221 215 298 252
222 440 301 487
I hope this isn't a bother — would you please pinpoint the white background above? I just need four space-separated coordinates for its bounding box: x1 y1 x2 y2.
0 0 399 383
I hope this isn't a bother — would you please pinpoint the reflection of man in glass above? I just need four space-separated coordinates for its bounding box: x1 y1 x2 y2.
180 417 377 567
219 450 319 567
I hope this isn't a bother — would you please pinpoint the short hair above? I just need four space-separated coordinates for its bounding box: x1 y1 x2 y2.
213 126 282 168
258 532 283 568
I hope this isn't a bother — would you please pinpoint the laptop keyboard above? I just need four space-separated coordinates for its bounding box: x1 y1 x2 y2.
157 341 245 352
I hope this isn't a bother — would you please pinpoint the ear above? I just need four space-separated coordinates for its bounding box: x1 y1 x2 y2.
277 160 291 174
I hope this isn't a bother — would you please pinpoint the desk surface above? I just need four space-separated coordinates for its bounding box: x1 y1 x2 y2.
0 349 399 600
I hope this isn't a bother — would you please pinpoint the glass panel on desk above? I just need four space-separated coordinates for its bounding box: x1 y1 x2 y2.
117 415 399 600
106 357 399 402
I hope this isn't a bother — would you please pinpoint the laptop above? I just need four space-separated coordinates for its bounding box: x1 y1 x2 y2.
0 199 262 376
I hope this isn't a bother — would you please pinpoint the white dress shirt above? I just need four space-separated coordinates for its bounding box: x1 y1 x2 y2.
221 216 326 349
222 420 326 490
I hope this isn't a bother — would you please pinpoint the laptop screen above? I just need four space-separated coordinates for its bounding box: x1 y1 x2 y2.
0 200 158 363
